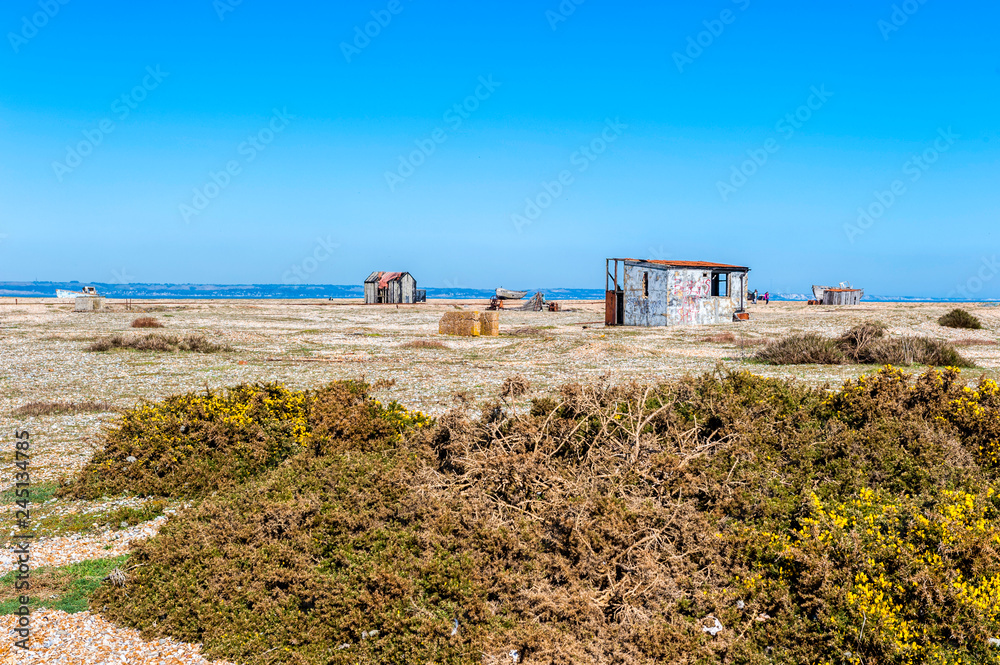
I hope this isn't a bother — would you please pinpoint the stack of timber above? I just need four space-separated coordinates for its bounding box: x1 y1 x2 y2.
439 311 499 337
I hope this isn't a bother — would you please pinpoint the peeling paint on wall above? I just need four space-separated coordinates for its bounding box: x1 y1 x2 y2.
620 263 747 326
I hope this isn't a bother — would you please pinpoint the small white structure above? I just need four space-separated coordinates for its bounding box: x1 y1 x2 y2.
74 296 104 312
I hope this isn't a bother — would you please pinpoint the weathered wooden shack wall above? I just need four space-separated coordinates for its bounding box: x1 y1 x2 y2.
823 289 863 305
364 272 417 304
399 274 416 303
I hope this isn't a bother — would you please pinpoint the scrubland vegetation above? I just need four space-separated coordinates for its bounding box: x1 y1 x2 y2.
756 322 973 368
86 333 230 353
60 365 1000 664
939 309 983 330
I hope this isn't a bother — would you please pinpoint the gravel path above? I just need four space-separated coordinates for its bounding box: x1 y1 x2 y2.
0 517 166 573
1 610 233 663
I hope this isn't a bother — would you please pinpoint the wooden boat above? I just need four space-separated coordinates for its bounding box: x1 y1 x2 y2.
56 286 99 298
495 288 528 300
811 285 832 301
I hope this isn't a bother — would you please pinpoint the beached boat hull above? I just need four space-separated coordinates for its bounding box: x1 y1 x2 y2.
56 288 99 298
811 285 832 301
495 288 528 300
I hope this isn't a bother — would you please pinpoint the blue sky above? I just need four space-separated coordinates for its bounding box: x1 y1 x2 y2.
0 0 997 296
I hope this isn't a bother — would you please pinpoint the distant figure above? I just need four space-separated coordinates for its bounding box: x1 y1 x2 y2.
763 291 770 305
751 289 758 304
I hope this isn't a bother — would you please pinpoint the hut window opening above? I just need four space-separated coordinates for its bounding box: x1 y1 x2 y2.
642 272 649 298
711 273 729 297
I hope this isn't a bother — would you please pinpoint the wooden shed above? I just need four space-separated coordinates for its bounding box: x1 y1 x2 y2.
364 271 419 304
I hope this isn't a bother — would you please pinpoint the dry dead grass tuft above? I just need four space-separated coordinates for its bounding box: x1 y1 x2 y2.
401 340 449 350
701 332 736 343
756 322 974 367
12 400 114 417
86 333 230 353
499 374 531 398
130 317 163 329
755 333 846 365
504 327 545 337
952 338 997 347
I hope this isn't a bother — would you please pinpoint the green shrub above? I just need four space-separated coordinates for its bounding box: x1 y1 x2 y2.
939 308 983 329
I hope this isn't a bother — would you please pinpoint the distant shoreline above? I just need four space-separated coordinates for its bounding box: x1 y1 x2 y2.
0 282 996 304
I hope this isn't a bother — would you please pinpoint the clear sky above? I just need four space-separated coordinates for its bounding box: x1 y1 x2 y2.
1 0 997 296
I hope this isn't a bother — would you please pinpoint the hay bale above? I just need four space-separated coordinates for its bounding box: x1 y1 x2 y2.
479 311 499 337
439 311 481 336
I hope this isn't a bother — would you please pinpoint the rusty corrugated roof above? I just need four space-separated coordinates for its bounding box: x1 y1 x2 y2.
620 259 750 271
378 271 404 288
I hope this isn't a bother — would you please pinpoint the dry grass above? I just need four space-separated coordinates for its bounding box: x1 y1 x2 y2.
400 340 449 350
499 374 531 398
952 338 997 347
12 400 114 417
701 333 768 349
755 333 846 365
503 326 546 337
701 332 736 343
130 317 164 329
86 333 230 353
756 322 974 367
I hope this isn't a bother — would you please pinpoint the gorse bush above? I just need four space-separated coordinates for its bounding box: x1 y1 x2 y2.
83 368 1000 664
939 308 983 330
62 383 312 498
756 323 974 367
64 381 431 500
